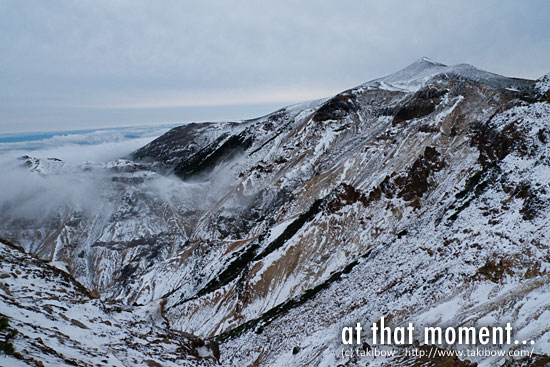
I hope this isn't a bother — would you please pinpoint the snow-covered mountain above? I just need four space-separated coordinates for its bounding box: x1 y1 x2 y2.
1 58 550 366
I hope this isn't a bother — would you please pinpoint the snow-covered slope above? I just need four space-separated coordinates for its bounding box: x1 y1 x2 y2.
0 239 219 366
536 73 550 94
1 58 549 366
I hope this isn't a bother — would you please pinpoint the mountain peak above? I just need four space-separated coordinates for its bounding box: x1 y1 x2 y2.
418 56 447 66
365 57 449 92
363 57 532 93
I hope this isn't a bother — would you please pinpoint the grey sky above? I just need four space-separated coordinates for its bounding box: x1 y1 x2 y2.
1 0 549 133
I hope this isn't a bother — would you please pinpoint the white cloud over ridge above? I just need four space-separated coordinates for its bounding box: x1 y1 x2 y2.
0 125 174 163
0 122 243 242
0 125 175 219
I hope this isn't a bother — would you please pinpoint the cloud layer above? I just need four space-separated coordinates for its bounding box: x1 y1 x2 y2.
0 125 173 162
0 125 172 217
0 124 242 230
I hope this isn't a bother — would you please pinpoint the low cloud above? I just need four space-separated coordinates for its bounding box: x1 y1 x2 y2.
0 125 174 163
0 124 244 226
0 125 173 220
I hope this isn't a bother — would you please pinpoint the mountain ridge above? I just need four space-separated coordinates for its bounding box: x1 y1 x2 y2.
1 58 550 366
360 57 534 93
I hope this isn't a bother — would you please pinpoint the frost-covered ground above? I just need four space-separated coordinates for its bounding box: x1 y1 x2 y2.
0 239 219 366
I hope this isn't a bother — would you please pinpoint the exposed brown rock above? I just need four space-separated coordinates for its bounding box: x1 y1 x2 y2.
392 88 447 125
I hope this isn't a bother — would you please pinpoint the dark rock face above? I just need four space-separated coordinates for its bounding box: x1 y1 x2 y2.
326 183 370 213
520 187 545 220
133 122 221 162
396 146 446 202
313 93 359 122
470 120 524 167
173 131 254 180
392 88 446 125
364 146 446 207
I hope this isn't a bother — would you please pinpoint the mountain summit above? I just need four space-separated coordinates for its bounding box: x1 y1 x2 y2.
364 57 532 92
1 59 550 366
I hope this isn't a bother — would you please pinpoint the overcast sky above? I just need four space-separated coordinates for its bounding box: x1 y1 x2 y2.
1 0 549 133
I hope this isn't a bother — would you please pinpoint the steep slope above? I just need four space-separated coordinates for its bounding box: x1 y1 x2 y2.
1 58 549 366
0 239 220 366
